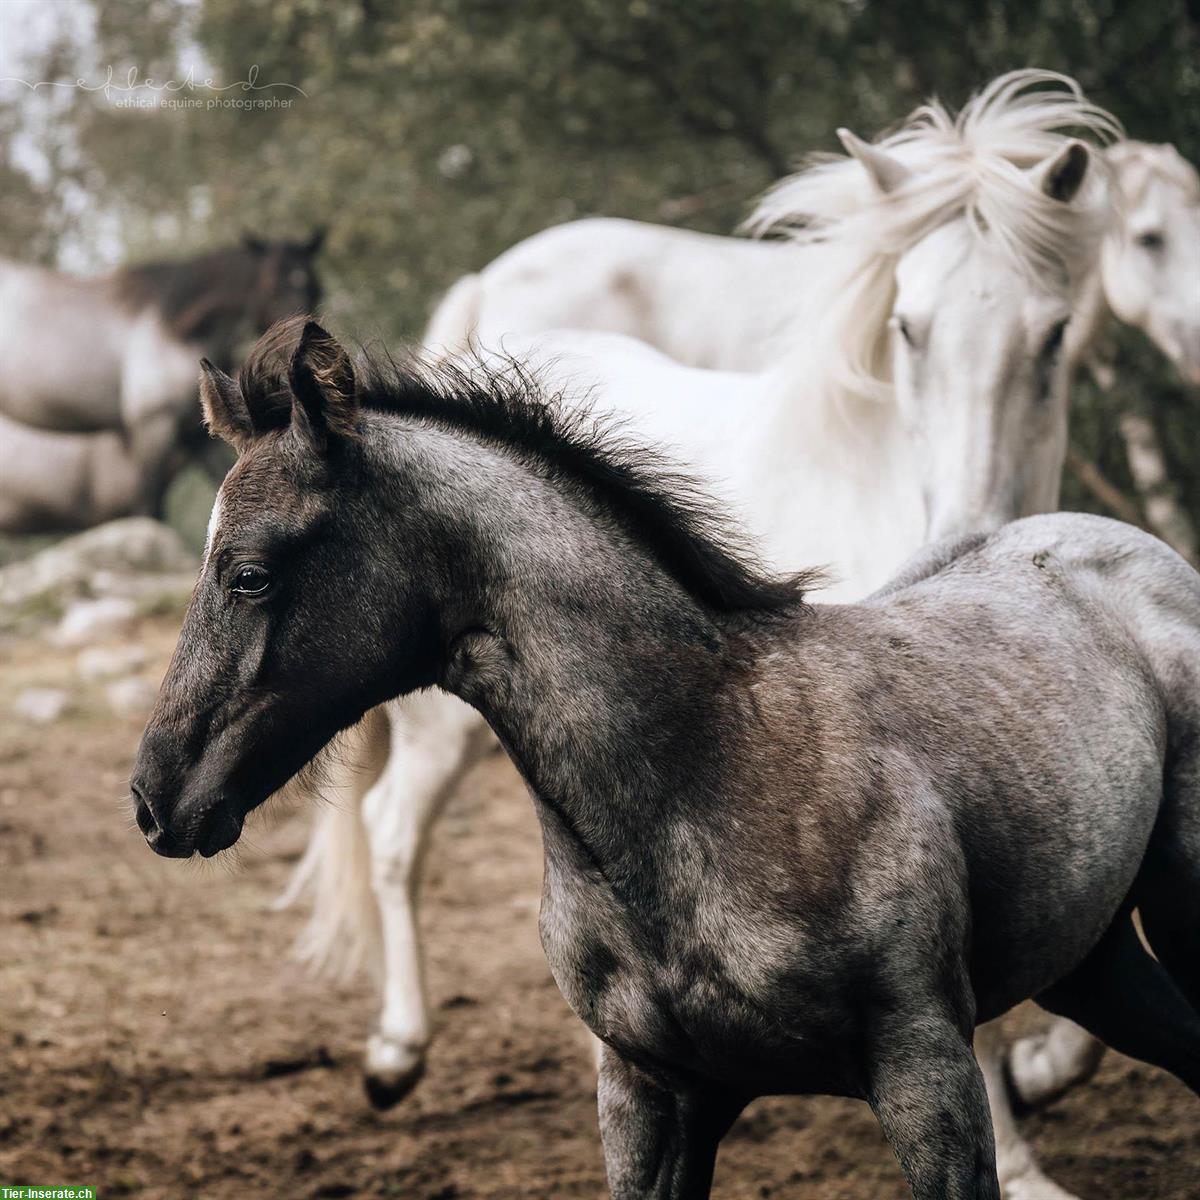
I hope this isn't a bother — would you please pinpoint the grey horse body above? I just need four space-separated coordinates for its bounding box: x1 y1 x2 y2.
0 238 321 530
132 321 1200 1198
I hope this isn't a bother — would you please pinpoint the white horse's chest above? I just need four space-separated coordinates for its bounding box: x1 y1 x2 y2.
120 311 204 421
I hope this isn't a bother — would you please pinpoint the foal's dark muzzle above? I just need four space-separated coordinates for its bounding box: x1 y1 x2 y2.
132 778 246 859
130 734 247 860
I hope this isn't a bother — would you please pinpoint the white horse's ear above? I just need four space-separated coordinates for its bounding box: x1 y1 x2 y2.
198 359 255 452
1032 140 1091 203
287 319 358 451
837 128 912 194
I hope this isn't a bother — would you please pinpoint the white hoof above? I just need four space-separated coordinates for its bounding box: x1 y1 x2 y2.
363 1033 427 1109
1007 1024 1105 1110
1000 1169 1081 1200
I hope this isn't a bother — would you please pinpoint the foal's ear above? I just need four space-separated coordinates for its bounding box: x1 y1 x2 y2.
838 128 912 194
1033 140 1091 203
199 359 255 452
287 320 358 451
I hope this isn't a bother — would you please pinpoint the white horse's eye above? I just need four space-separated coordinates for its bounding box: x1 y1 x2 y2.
1135 230 1165 251
1040 320 1069 360
891 315 916 346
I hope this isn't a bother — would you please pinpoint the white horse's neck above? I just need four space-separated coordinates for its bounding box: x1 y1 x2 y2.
748 352 925 600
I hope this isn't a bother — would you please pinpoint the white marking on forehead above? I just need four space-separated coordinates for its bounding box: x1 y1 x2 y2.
203 491 223 565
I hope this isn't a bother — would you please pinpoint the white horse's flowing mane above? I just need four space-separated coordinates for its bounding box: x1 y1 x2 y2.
745 70 1122 407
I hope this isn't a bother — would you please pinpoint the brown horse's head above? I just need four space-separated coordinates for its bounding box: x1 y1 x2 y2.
116 230 326 361
241 229 326 332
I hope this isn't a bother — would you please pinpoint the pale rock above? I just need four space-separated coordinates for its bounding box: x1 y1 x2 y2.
105 675 160 717
13 687 70 724
77 644 150 681
53 597 138 648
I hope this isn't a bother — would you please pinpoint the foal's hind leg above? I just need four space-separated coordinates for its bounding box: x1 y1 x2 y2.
1138 741 1200 1011
362 691 496 1109
1035 912 1200 1096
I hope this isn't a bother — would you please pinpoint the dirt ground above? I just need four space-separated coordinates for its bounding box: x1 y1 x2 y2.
2 616 1199 1200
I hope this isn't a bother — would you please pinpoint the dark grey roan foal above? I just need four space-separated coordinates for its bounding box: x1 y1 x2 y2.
132 318 1200 1199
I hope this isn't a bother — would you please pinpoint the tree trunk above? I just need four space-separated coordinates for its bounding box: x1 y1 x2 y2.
1118 412 1199 566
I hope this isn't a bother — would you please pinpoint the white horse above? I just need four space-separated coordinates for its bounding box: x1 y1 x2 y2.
284 72 1118 1199
424 138 1200 1145
1085 140 1200 382
427 142 1200 387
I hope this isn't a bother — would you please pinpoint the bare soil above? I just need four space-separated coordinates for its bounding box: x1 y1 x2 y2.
1 617 1198 1199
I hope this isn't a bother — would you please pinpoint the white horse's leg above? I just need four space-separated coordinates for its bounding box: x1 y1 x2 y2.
1005 1019 1106 1110
362 690 495 1109
976 1022 1080 1200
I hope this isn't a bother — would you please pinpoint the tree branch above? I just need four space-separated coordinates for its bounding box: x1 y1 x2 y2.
1065 444 1151 532
1118 411 1199 566
564 24 787 179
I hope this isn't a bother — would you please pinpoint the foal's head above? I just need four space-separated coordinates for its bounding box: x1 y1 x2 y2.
132 319 428 858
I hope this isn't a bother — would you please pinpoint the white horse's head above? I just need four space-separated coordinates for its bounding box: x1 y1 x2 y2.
749 71 1119 541
1102 142 1200 382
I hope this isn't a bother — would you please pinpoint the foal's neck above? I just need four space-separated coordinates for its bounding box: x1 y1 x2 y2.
374 417 747 874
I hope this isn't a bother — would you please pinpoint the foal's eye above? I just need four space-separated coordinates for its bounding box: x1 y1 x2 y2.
1136 230 1165 251
1040 320 1068 361
893 316 916 347
230 564 273 597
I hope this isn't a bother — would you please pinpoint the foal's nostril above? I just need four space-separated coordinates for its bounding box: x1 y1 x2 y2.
135 802 157 838
131 780 162 836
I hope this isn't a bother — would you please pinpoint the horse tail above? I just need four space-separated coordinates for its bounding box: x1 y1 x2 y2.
274 708 389 983
423 273 482 357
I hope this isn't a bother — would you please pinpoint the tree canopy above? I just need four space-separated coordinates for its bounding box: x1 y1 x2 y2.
1 0 1197 545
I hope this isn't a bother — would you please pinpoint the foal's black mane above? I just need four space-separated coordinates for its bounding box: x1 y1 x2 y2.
242 326 818 617
368 357 820 616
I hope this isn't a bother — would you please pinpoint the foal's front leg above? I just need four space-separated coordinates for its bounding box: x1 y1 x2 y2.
867 1009 1001 1200
597 1046 743 1199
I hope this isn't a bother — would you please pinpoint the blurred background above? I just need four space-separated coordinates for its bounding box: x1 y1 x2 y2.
2 5 1200 1198
1 0 1198 557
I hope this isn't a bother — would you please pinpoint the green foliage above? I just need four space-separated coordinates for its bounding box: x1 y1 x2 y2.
1 0 1197 531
